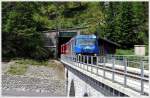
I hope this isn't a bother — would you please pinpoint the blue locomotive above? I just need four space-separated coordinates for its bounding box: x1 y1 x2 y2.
74 35 99 55
66 34 99 55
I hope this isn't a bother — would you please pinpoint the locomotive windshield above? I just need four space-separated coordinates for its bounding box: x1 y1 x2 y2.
77 38 96 46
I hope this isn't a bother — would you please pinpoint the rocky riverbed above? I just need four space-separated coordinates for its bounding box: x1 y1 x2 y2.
2 60 67 96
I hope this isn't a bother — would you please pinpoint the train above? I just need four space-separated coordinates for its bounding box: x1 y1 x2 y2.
61 34 99 55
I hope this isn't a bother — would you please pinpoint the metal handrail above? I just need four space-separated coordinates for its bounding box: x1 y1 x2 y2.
61 54 149 95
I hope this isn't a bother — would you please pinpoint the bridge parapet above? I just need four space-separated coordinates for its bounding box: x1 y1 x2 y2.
61 54 149 96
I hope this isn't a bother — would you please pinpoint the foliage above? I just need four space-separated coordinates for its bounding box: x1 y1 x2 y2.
2 2 49 60
102 2 148 48
2 2 148 59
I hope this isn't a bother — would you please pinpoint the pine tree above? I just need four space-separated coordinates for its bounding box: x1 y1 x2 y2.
118 2 136 48
2 2 148 59
105 2 116 40
2 2 49 60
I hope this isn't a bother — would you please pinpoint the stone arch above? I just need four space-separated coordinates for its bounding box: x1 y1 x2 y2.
69 79 75 96
83 92 88 97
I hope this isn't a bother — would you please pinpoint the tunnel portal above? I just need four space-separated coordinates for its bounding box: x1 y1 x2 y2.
57 31 78 58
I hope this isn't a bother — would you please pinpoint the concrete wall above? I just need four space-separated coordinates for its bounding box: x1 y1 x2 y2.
66 67 105 97
43 32 57 46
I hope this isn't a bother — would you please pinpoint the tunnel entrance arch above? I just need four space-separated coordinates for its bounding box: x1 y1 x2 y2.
43 27 90 59
57 31 79 58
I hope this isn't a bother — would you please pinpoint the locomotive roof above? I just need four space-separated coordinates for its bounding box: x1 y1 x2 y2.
75 34 96 39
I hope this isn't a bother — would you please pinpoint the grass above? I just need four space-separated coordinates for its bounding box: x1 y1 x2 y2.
14 59 49 66
7 64 28 75
145 45 148 56
115 49 134 55
7 59 54 75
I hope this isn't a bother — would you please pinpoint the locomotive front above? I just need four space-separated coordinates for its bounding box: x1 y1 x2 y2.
74 35 99 55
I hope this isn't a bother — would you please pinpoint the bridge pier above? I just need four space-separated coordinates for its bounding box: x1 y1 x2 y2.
66 67 89 97
65 67 107 97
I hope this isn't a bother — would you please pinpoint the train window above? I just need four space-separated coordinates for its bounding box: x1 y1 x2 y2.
77 38 96 46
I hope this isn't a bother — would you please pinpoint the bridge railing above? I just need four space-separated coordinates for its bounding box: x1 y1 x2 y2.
106 55 149 70
61 54 149 95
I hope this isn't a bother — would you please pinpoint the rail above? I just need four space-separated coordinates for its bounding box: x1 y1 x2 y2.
61 54 149 95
